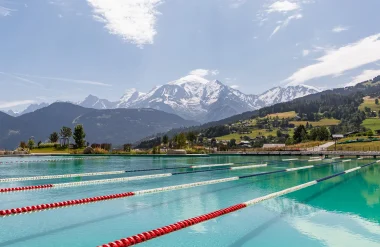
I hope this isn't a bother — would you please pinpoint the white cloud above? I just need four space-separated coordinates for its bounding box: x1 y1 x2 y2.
0 72 44 87
189 69 219 77
230 85 240 89
86 0 163 47
285 33 380 85
302 49 310 56
267 1 300 13
332 25 349 33
58 14 63 18
0 100 36 109
270 13 302 38
229 0 246 8
346 69 380 87
14 73 112 87
0 5 14 17
258 1 313 38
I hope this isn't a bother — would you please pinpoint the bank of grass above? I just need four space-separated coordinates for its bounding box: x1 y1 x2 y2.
266 111 297 118
327 140 380 151
290 118 340 127
359 96 380 112
216 128 294 141
362 118 380 131
31 147 85 154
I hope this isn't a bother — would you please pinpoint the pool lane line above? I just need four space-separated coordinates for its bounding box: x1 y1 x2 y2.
0 164 269 193
98 160 379 247
0 160 344 216
0 157 106 165
0 161 282 183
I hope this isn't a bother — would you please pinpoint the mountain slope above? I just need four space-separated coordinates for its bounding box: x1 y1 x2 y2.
0 103 198 149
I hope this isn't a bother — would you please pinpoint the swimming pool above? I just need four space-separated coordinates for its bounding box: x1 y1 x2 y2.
0 155 379 246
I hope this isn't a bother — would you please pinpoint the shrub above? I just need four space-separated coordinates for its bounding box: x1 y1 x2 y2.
94 148 108 154
38 143 57 148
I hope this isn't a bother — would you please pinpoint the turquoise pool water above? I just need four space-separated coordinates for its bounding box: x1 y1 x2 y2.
0 155 379 246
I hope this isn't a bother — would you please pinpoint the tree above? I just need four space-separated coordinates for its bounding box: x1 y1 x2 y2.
186 132 197 146
376 99 379 105
73 125 86 148
177 133 187 148
49 132 59 143
229 139 236 148
162 135 169 146
293 125 308 143
28 139 35 150
123 144 132 152
276 130 282 138
19 141 27 149
60 126 72 146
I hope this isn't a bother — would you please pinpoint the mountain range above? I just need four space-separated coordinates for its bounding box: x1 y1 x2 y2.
2 75 320 122
0 103 197 149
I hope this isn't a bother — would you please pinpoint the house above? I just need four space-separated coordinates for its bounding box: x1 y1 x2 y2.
238 141 252 148
332 134 344 140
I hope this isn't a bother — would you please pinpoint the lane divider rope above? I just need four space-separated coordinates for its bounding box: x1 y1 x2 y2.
0 161 342 216
0 164 267 193
0 162 269 183
0 157 105 164
98 161 378 247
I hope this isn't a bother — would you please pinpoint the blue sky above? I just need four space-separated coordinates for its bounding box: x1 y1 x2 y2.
1 0 380 111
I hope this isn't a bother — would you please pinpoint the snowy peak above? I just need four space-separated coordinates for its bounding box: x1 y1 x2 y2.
258 85 320 105
79 95 115 109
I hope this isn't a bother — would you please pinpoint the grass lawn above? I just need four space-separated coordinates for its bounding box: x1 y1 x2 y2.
359 96 380 112
216 128 294 141
362 118 380 131
290 118 340 127
31 147 85 154
266 111 297 119
327 140 380 151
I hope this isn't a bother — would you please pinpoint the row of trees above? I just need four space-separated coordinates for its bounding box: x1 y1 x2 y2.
48 125 86 148
289 125 330 144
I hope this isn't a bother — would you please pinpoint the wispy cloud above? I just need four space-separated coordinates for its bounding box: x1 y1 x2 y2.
0 5 15 17
270 13 302 38
229 0 246 8
346 69 380 87
15 73 112 87
86 0 163 47
285 33 380 85
0 72 44 87
332 25 349 33
258 1 313 38
230 85 240 89
0 100 36 109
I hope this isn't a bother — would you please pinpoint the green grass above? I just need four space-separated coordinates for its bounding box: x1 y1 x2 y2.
216 128 294 141
362 118 380 131
327 140 380 151
359 96 380 112
266 111 297 119
290 118 340 127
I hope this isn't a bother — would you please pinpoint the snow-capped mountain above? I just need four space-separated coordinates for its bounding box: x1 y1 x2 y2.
78 94 116 109
258 85 321 105
114 74 320 122
2 103 50 117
